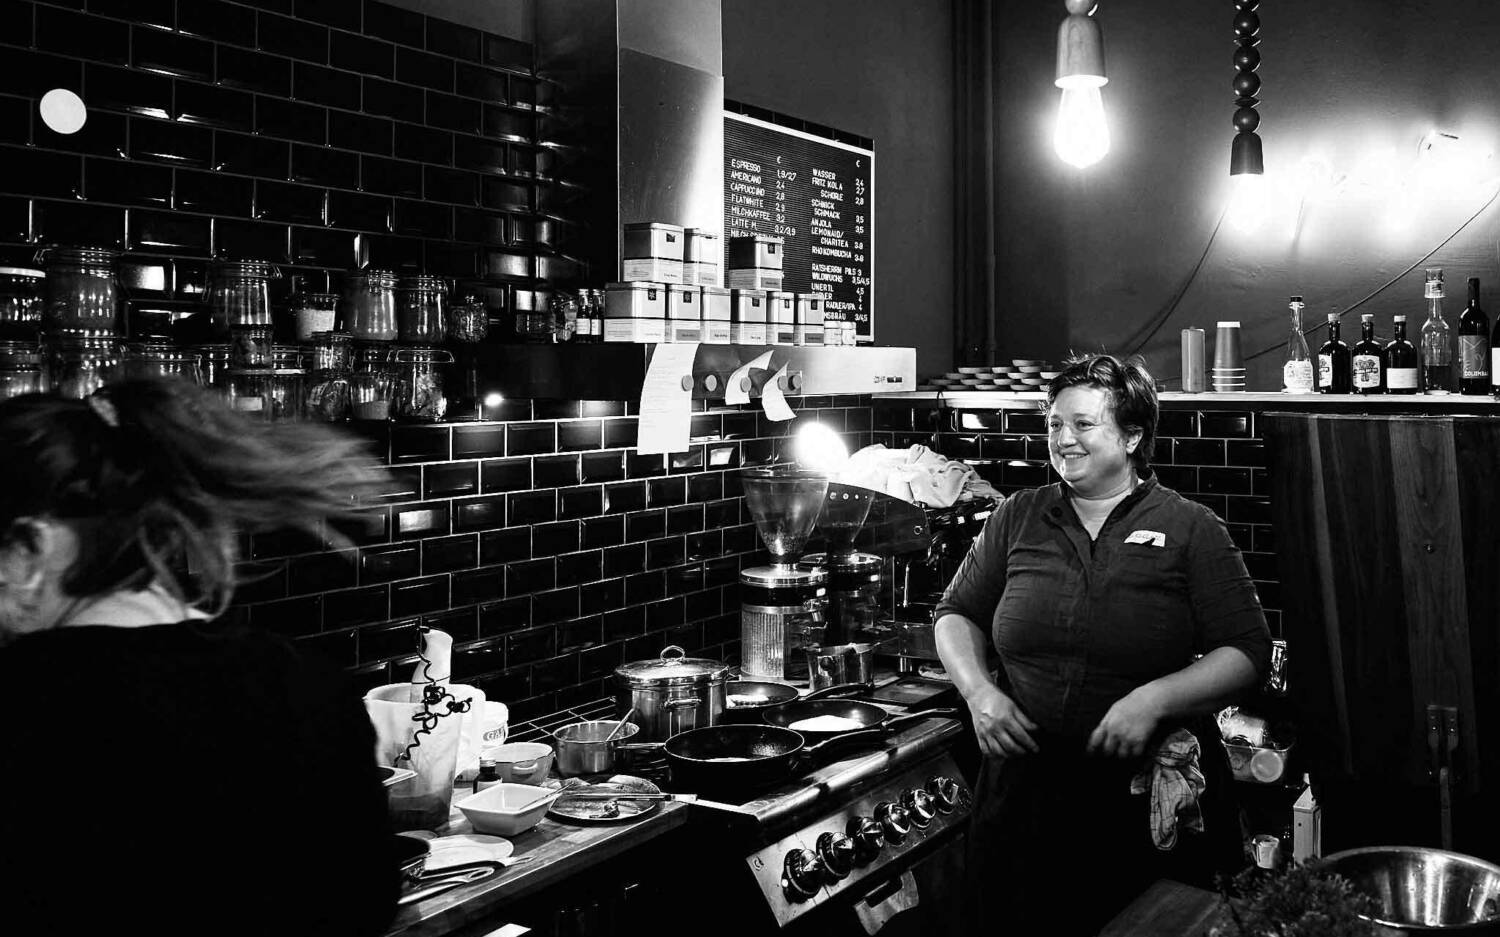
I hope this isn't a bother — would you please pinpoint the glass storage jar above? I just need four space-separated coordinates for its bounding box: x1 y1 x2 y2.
207 260 279 335
196 343 233 391
513 291 553 343
267 345 307 422
0 267 45 341
398 275 448 344
42 248 121 336
446 295 488 343
310 331 353 372
343 270 399 342
350 343 394 421
49 336 122 399
125 341 203 384
226 369 274 418
289 290 340 343
0 341 48 400
306 333 353 423
391 346 453 422
230 324 274 369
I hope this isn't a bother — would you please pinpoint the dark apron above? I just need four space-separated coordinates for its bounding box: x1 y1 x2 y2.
963 720 1239 937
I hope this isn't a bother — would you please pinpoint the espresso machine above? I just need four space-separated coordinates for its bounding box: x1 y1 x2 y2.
738 466 830 683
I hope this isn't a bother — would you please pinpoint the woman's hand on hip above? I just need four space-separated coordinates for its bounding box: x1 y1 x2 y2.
965 683 1039 758
1086 686 1165 758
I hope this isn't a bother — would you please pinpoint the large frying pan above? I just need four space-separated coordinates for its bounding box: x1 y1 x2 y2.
762 697 957 743
720 681 870 724
664 710 955 794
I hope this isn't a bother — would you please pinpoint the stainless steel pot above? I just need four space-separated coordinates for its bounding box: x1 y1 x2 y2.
804 642 876 691
553 720 643 777
614 645 730 742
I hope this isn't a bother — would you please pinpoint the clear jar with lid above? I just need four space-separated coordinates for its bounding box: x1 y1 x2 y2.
350 342 394 421
48 336 122 399
41 248 121 336
207 260 279 334
289 290 340 343
513 293 553 343
226 369 273 419
0 340 48 400
343 270 400 342
268 345 307 422
391 346 453 422
446 295 488 343
196 343 233 391
307 332 353 423
125 341 203 385
399 275 448 344
0 267 45 341
230 324 274 369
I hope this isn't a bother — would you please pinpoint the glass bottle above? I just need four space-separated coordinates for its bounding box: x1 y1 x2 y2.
1458 277 1490 395
1419 268 1453 394
1282 295 1315 393
1316 310 1350 394
1351 313 1385 395
574 289 602 344
1385 315 1419 395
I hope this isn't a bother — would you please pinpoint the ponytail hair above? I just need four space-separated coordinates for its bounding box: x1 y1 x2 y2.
0 378 389 615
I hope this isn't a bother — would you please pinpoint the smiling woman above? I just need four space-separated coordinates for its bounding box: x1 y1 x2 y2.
933 353 1272 936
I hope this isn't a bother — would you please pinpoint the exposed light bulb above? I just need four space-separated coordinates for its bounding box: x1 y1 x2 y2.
1054 84 1109 169
1227 172 1267 233
794 422 849 476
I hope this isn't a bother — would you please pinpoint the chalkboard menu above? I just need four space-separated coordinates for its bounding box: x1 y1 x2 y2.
723 109 875 340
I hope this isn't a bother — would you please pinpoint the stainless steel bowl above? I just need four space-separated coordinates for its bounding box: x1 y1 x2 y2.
1321 846 1500 934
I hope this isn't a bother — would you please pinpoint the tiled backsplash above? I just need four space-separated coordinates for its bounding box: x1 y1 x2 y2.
0 0 559 322
874 402 1283 637
224 396 875 721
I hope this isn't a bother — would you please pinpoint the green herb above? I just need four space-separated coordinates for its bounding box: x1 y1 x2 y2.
1209 861 1379 937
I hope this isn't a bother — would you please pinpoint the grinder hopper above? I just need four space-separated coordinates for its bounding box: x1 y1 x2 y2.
739 466 830 682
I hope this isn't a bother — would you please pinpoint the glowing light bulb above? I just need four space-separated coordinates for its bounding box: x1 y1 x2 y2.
1227 172 1267 233
794 422 849 476
1054 84 1109 169
482 392 504 408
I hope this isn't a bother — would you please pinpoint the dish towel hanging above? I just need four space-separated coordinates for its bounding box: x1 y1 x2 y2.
1129 727 1206 850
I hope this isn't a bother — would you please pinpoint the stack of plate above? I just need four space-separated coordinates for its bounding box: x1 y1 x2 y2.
924 359 1062 392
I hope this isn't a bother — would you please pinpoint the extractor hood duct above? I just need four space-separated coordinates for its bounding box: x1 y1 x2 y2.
537 0 725 283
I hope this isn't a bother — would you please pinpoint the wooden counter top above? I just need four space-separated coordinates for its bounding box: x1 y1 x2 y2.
1099 879 1222 937
383 798 690 937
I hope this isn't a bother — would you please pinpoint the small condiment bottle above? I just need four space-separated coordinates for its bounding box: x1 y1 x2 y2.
473 758 501 794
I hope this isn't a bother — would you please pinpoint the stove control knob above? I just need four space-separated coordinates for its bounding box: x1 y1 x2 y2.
816 831 856 879
902 788 937 828
926 775 962 814
846 816 885 864
782 848 826 901
876 801 912 845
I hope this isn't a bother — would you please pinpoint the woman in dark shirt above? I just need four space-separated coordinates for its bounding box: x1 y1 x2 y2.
0 378 400 937
935 355 1271 935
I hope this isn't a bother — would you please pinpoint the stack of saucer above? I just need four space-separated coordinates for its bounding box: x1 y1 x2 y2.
1211 366 1246 392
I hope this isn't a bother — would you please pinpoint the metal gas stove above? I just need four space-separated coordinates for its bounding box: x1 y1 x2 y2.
672 680 972 932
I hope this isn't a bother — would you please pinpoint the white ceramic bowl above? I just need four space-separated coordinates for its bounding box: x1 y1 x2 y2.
482 742 555 785
456 783 561 836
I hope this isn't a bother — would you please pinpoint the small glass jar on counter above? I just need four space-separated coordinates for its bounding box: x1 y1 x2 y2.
0 340 48 400
391 346 453 422
0 267 45 341
398 275 448 344
268 345 307 422
350 342 395 421
226 369 273 419
49 336 122 399
125 341 203 385
207 260 279 335
230 323 274 369
196 343 233 391
446 295 489 344
306 331 353 423
289 290 340 343
343 270 399 342
42 248 121 336
513 292 553 343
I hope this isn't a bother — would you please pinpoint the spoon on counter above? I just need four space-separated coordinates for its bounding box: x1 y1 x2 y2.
606 708 637 741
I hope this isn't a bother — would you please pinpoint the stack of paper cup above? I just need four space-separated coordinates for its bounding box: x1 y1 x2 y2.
1212 321 1245 392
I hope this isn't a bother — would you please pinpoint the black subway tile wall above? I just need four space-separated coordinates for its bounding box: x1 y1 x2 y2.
901 403 1284 638
0 0 555 329
210 397 876 721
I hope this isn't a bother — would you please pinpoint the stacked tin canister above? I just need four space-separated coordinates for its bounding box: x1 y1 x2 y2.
603 223 827 346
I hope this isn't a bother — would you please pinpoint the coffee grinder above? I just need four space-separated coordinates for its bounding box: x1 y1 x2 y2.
799 484 882 646
739 466 829 683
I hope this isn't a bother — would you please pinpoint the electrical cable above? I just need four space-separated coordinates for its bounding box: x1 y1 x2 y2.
1242 180 1500 363
1124 204 1229 357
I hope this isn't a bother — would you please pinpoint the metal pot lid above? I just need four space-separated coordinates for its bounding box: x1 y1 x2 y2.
615 645 730 687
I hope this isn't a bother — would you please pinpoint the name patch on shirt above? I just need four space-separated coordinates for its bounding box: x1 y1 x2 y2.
1125 529 1167 547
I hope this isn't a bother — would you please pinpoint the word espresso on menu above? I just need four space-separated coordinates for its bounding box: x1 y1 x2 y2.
724 109 875 341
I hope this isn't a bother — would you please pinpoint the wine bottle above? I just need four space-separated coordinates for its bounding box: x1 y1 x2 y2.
1351 313 1385 394
1386 315 1419 394
1419 268 1453 394
1317 311 1351 393
1282 296 1316 393
1459 277 1491 394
